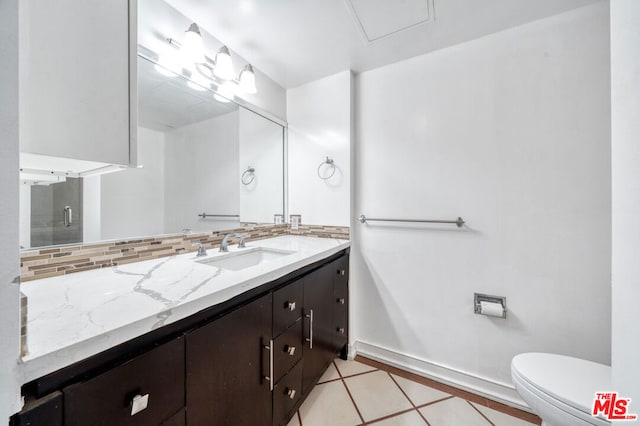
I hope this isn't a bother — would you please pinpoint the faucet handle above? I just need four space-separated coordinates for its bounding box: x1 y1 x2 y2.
238 233 248 248
192 241 207 257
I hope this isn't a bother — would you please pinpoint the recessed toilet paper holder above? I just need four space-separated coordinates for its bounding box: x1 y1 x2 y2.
474 293 507 319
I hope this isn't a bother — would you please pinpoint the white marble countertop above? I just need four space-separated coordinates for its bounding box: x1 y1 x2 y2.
20 236 350 383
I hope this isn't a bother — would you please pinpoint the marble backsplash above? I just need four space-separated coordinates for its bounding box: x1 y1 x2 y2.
20 224 350 283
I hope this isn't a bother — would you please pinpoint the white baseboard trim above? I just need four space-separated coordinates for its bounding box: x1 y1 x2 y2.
352 340 532 413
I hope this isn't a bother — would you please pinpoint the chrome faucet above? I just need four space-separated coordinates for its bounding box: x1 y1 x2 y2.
219 233 247 252
192 242 207 257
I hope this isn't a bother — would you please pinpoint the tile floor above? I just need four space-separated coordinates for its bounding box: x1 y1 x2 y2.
287 358 541 426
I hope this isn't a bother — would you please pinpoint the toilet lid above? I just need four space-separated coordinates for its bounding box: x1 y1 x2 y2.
512 353 611 414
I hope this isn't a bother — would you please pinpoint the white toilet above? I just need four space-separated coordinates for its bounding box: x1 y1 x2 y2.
511 353 611 426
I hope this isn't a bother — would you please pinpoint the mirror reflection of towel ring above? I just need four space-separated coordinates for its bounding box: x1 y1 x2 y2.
317 157 336 180
241 167 255 185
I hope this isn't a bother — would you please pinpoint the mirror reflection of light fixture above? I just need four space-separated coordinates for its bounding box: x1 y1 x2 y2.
238 64 257 94
154 49 181 77
213 81 237 103
187 64 213 91
182 23 206 64
161 22 258 96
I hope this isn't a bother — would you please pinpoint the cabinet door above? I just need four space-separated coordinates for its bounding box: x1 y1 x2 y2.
302 263 336 394
64 337 185 426
19 0 134 166
186 294 272 426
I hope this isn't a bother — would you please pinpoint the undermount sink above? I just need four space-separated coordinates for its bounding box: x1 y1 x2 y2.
196 247 295 271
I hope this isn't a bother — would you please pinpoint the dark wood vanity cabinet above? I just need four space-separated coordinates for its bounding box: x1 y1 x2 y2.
63 337 185 426
302 262 337 394
333 255 350 356
14 250 349 426
186 293 273 426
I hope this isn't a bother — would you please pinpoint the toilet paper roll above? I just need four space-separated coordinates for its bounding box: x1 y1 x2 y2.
479 300 505 318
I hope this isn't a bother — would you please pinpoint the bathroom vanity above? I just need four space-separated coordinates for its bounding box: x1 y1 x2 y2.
13 236 350 426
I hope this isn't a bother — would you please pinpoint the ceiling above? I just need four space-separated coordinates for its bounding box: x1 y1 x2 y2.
165 0 603 89
138 55 237 132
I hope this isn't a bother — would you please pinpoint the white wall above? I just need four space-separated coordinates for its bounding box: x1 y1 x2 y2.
287 71 352 226
238 108 284 224
611 0 640 403
100 127 165 240
0 0 23 420
352 3 611 407
164 111 240 233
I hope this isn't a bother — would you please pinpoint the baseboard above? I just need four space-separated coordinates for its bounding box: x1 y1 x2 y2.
352 340 531 413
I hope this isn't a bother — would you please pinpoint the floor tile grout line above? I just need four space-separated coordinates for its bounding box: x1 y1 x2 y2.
334 359 379 381
355 355 541 424
414 395 456 410
386 372 431 425
416 408 432 426
333 359 344 378
387 372 418 408
317 376 343 385
340 375 366 424
467 400 496 426
362 406 426 425
337 368 379 381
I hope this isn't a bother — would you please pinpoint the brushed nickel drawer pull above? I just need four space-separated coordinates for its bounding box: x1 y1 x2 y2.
287 301 296 311
287 389 297 399
305 309 314 349
130 393 149 416
264 340 274 391
286 346 296 356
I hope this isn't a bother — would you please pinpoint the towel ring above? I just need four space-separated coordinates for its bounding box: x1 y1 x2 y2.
241 167 255 185
317 157 336 180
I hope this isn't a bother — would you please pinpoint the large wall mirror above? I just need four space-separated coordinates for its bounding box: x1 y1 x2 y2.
19 54 286 250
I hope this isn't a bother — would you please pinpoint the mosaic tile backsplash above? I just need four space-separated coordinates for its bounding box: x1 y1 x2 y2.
20 224 350 282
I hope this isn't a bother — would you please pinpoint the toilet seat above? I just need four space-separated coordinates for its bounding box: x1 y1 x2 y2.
511 353 611 426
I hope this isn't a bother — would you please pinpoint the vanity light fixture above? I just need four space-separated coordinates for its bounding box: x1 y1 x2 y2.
239 64 257 94
163 23 258 95
213 46 235 80
181 23 206 64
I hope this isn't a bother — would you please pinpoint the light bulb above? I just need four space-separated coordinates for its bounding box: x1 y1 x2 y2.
213 46 235 80
214 81 237 103
238 64 257 94
182 23 206 64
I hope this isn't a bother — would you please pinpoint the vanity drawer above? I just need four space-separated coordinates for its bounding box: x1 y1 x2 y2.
64 337 185 426
273 279 303 337
273 360 303 426
273 319 303 383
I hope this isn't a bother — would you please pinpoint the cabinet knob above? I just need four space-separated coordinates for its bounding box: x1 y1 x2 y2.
337 298 345 305
130 394 149 416
286 346 296 356
287 389 297 399
287 301 296 311
337 327 345 334
337 269 345 276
